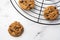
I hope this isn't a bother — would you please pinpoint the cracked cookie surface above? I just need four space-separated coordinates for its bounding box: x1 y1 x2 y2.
8 21 24 37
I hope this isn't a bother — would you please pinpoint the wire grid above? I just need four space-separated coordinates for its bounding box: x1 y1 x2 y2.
10 0 60 25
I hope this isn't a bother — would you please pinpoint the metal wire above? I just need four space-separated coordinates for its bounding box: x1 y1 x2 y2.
10 0 60 25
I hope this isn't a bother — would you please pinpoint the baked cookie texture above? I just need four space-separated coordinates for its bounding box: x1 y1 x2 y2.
44 6 59 20
18 0 35 10
8 21 24 37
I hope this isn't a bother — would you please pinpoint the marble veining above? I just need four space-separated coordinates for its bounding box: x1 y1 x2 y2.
0 0 60 40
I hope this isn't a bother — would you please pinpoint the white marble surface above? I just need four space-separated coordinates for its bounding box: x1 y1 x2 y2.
0 0 60 40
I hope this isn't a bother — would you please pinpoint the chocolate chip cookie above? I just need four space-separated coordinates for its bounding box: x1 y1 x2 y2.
18 0 35 10
8 21 24 37
44 6 59 20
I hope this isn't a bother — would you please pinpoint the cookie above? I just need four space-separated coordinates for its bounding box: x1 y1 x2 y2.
44 6 59 20
8 21 24 37
18 0 35 10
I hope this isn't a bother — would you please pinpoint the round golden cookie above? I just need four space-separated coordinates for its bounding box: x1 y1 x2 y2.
18 0 35 10
44 6 59 20
8 21 24 37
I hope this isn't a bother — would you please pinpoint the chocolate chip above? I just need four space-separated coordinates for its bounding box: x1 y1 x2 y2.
49 10 52 13
29 4 31 6
30 7 32 9
53 14 56 17
54 7 56 9
25 1 27 3
10 29 14 32
47 18 50 20
20 1 23 3
46 14 49 16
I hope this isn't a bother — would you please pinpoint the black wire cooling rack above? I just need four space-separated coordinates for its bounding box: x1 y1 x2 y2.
10 0 60 25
